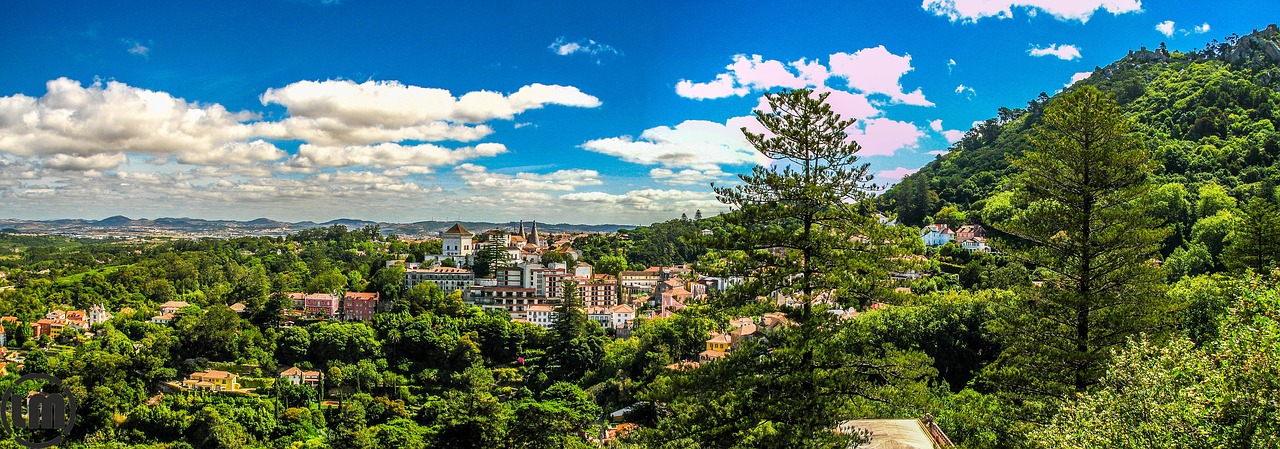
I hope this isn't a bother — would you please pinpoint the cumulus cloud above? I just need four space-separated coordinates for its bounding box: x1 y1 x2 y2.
955 84 976 98
1028 44 1082 60
930 119 965 144
922 0 1142 23
287 142 507 171
875 166 920 181
561 188 721 212
580 119 767 171
649 167 727 186
548 37 621 62
257 80 600 145
828 47 933 106
674 49 930 106
454 163 603 191
1156 20 1176 37
0 78 257 158
45 153 128 171
847 118 925 157
1194 23 1210 34
177 140 285 166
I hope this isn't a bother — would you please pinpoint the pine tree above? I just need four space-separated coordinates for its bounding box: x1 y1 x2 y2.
546 280 605 384
1225 196 1280 272
635 89 928 448
985 86 1171 403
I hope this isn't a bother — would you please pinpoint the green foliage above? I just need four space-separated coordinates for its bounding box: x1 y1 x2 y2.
985 86 1172 405
1034 279 1280 448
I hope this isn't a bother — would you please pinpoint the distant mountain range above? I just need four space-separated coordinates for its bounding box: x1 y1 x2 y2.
0 216 634 237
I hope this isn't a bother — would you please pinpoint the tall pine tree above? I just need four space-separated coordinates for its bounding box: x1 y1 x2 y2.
634 89 929 448
984 85 1171 404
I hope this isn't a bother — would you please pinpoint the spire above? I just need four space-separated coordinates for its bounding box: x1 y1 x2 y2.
530 220 540 246
519 220 526 239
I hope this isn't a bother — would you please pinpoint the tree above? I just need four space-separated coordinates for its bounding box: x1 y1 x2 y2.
593 254 628 276
545 280 605 384
472 242 510 278
985 86 1171 402
1225 197 1280 272
638 89 924 448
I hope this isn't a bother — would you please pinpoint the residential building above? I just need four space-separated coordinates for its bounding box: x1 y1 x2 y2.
495 266 523 287
955 225 986 242
182 370 241 392
288 293 307 310
526 304 557 329
229 303 248 314
305 293 339 317
0 324 6 347
921 224 954 247
609 304 635 329
342 292 380 321
279 366 323 387
700 333 731 361
959 237 991 252
159 301 190 315
618 270 660 302
150 314 174 325
405 266 474 295
468 286 549 318
546 274 618 308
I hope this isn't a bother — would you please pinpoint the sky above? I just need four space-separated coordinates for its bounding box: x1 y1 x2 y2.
2 1 1277 225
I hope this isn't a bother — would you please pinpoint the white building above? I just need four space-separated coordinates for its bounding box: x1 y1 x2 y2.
527 304 558 329
920 224 955 247
405 266 475 295
441 223 475 257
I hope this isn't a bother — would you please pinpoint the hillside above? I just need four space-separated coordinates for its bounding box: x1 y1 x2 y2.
881 24 1280 240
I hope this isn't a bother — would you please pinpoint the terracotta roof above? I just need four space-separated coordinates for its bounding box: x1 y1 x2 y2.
343 292 379 300
699 349 727 359
229 303 247 312
443 223 473 236
706 333 732 344
731 323 759 337
413 266 472 274
280 366 304 376
611 304 635 314
159 301 190 309
193 369 235 379
527 304 554 312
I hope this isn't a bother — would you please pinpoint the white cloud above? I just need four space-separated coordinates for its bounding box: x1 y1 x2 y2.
674 49 931 106
123 39 150 57
454 163 603 191
928 150 949 156
1028 44 1082 60
0 78 257 159
846 118 924 157
287 142 507 171
649 167 727 186
176 140 285 166
1194 23 1210 34
45 153 128 171
549 37 621 61
828 46 933 106
922 0 1142 23
580 119 767 171
942 130 965 143
875 166 920 181
929 119 966 144
947 58 957 73
1067 71 1093 87
955 84 976 98
1156 20 1176 37
258 79 600 145
561 188 721 212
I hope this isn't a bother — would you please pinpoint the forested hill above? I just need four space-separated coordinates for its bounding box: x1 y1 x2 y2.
881 24 1280 229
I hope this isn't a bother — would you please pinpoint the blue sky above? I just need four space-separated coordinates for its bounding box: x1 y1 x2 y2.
1 1 1277 224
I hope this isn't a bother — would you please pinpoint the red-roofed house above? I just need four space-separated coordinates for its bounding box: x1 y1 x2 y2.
305 293 339 318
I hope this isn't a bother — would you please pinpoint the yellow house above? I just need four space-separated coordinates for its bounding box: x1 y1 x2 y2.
183 370 241 392
699 333 732 361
